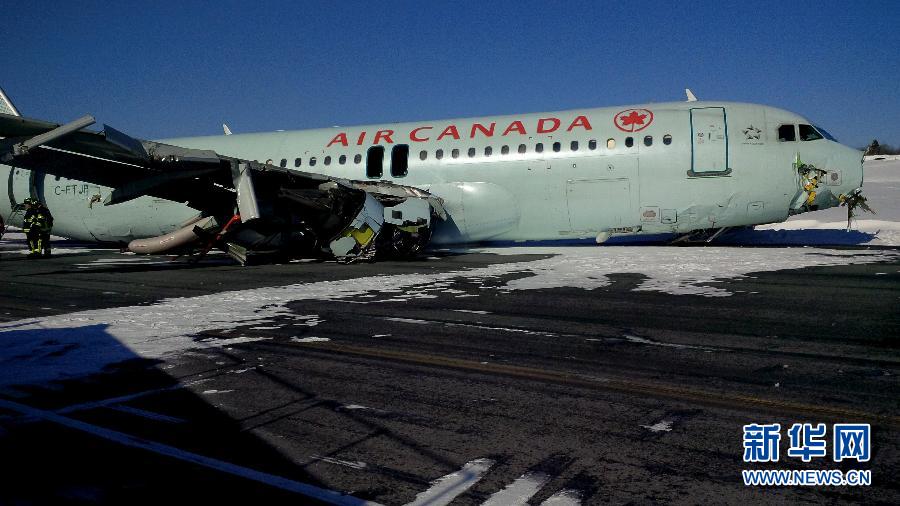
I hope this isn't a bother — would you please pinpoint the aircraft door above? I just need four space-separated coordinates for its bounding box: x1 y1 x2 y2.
689 107 730 176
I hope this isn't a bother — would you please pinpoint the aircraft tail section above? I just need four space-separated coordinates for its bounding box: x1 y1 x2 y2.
0 86 21 117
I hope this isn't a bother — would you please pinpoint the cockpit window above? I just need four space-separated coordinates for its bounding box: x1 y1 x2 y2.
777 124 796 142
799 124 823 141
813 124 838 142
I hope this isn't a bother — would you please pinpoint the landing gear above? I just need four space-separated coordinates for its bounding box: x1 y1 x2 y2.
670 227 733 245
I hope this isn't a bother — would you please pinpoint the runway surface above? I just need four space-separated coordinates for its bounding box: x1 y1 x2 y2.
0 240 898 505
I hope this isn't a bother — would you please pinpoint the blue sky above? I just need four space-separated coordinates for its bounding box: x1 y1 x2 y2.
3 0 898 148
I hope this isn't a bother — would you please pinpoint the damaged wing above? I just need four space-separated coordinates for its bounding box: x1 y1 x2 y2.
0 112 442 264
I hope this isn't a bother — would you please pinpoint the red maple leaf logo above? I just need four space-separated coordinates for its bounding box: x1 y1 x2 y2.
613 109 654 132
620 111 646 128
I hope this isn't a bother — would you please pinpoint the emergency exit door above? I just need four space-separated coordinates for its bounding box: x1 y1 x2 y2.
689 107 730 176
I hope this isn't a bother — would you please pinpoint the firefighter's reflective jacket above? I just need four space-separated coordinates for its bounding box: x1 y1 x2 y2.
23 206 53 233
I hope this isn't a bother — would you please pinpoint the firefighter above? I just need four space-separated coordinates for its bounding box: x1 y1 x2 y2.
22 198 53 258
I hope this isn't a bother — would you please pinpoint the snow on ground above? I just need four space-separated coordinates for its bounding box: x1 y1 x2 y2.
749 158 900 246
1 246 897 390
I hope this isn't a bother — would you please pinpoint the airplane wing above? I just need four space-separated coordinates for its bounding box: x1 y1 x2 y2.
0 112 444 264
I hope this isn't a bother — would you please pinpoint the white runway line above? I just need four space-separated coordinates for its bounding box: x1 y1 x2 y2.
313 455 368 470
0 399 381 506
406 458 495 506
481 471 551 506
56 385 185 414
540 489 582 505
110 405 186 424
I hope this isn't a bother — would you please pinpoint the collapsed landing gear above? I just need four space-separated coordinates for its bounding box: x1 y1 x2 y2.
670 227 733 245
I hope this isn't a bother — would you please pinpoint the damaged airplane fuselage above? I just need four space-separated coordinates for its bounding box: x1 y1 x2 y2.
0 99 864 260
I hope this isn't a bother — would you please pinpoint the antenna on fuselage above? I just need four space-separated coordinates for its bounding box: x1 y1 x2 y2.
685 89 698 102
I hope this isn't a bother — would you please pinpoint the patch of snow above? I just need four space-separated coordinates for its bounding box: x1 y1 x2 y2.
452 309 491 314
623 334 713 351
290 337 330 343
476 247 897 297
641 420 673 432
384 317 432 324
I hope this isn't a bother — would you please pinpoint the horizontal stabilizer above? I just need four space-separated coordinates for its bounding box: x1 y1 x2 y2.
0 86 20 117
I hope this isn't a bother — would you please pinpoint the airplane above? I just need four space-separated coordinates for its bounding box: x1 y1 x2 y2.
0 86 866 264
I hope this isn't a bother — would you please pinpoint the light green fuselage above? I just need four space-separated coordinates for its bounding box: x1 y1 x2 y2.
1 101 863 244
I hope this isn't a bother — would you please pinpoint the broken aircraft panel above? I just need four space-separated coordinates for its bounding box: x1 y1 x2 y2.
0 112 442 264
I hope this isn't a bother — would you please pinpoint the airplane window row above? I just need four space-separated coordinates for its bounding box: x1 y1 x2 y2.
418 135 673 161
276 134 674 172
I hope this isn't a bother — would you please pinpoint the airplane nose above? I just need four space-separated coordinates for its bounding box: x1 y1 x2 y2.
830 145 864 193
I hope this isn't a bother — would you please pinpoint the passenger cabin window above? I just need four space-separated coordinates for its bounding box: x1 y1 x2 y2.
419 150 427 161
436 149 444 160
366 146 383 178
588 139 597 150
294 158 302 167
778 124 796 142
644 136 652 147
484 146 492 156
280 158 287 168
468 147 476 157
625 137 634 148
501 145 510 155
324 156 331 165
518 144 527 154
571 141 578 151
552 142 561 152
452 148 459 158
535 143 544 153
607 138 616 149
799 124 823 141
339 155 347 165
391 144 409 177
354 154 362 164
309 157 317 167
663 134 672 145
